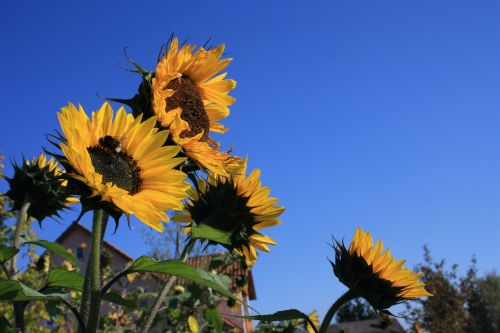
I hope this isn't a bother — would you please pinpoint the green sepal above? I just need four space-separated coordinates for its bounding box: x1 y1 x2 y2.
76 197 122 232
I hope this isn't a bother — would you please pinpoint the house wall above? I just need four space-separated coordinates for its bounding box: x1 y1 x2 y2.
216 291 253 332
49 226 253 332
53 227 130 274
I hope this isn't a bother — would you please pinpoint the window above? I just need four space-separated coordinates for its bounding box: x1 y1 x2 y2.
76 246 84 262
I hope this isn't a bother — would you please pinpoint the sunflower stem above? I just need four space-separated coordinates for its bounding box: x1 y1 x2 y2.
139 239 195 333
10 201 30 275
79 209 108 333
10 201 30 332
318 289 359 333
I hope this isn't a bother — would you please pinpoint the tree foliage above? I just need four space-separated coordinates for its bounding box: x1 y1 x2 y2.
405 246 500 333
335 298 377 323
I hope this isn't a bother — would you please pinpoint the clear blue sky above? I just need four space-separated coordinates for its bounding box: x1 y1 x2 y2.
1 0 500 321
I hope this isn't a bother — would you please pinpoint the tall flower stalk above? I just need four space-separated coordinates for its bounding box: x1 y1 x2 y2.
79 209 108 332
139 238 195 333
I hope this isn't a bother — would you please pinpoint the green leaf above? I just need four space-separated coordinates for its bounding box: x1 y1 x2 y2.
0 246 19 262
46 269 142 309
127 256 236 300
47 268 84 291
204 306 224 333
191 224 232 245
0 280 68 301
102 292 143 309
243 309 311 322
24 240 77 264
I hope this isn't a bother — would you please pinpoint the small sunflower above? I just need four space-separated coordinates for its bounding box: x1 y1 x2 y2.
332 228 432 310
149 37 236 176
306 310 319 333
294 310 319 333
55 102 189 231
175 159 284 267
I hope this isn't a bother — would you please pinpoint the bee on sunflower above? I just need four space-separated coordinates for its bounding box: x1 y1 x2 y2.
51 102 189 231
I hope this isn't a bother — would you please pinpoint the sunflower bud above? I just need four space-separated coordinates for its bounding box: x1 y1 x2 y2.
4 155 75 223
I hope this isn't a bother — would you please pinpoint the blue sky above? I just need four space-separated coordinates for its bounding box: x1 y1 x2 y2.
1 0 500 321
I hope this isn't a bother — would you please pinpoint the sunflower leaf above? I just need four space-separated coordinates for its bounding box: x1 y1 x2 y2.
0 280 68 301
241 309 311 322
0 247 19 262
126 256 236 300
24 240 77 264
191 224 232 245
47 268 84 291
102 291 143 309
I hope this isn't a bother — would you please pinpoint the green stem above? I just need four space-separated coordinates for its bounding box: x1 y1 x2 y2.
13 303 25 332
318 289 359 333
10 202 30 275
139 239 195 333
79 209 108 333
79 261 91 332
10 201 30 333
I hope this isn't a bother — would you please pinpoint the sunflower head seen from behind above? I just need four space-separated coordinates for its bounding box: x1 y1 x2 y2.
175 159 284 267
53 102 189 231
331 228 432 310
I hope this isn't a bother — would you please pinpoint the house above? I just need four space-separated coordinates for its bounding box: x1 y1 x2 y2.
328 318 405 333
48 222 256 332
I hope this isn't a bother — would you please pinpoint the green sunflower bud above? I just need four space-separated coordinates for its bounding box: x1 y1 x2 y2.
3 154 76 223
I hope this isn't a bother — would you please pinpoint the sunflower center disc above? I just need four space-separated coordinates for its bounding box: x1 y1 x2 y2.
165 76 210 140
88 138 142 194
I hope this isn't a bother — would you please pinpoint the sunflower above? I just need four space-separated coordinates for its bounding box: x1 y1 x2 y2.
150 37 236 176
175 159 284 266
5 154 76 222
55 102 189 231
294 310 318 333
306 310 319 333
332 228 432 310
